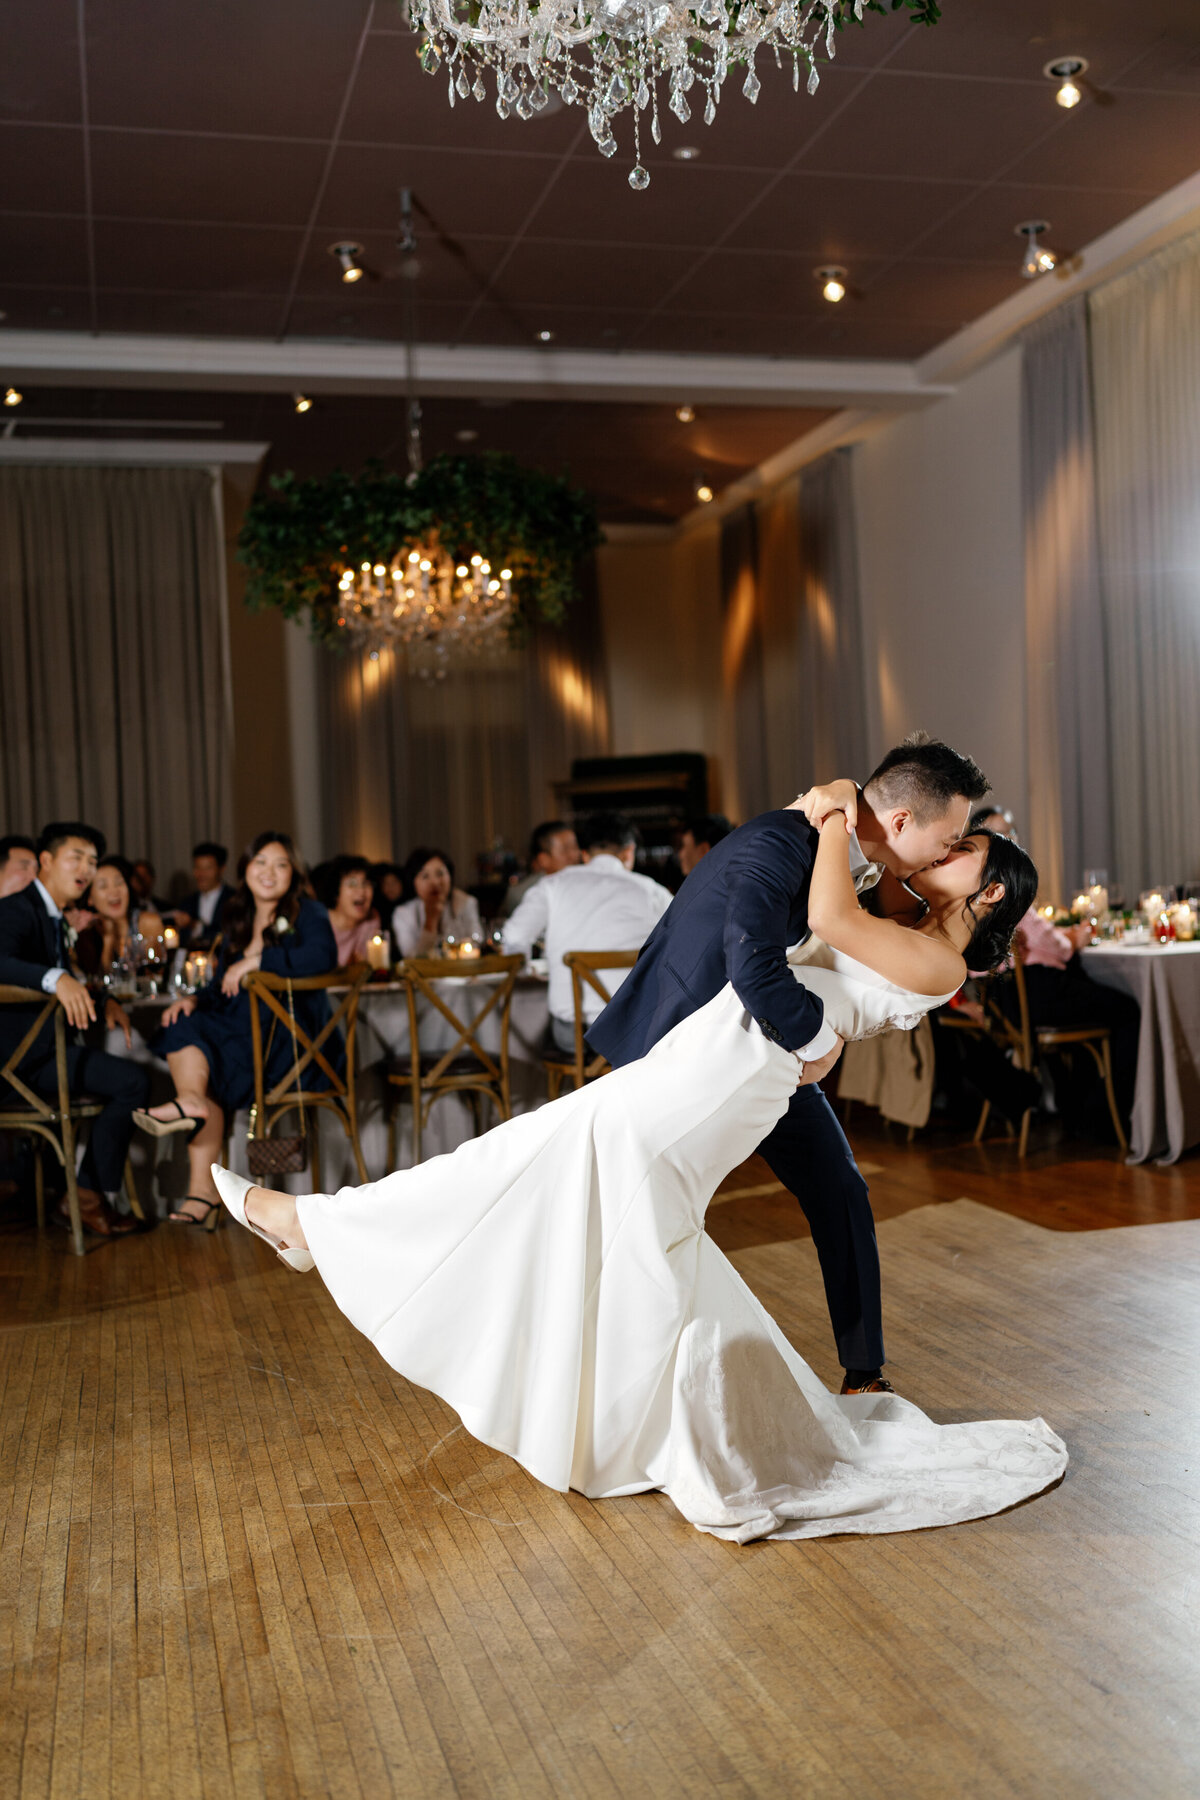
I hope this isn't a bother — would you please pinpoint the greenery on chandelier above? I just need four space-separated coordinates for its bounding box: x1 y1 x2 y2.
238 453 603 649
837 0 941 27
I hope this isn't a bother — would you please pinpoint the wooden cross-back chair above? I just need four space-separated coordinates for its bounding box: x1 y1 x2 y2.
962 945 1127 1158
386 954 524 1167
543 949 639 1101
0 986 144 1256
244 964 370 1191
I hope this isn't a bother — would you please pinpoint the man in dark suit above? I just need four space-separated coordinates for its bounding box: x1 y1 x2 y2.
0 820 149 1238
588 736 990 1392
168 840 232 948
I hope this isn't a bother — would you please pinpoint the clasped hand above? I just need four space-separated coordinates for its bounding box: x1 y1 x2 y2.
796 780 859 833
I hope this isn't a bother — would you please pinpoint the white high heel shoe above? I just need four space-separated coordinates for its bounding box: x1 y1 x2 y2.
211 1165 315 1272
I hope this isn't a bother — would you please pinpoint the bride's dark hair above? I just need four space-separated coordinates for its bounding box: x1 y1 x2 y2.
963 831 1038 971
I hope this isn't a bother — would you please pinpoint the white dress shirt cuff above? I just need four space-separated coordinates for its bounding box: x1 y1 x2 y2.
793 1018 840 1065
42 966 66 994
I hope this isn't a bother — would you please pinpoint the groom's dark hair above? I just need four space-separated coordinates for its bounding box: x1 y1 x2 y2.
864 732 989 825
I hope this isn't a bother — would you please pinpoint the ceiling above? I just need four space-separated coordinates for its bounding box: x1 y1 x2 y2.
2 0 1200 516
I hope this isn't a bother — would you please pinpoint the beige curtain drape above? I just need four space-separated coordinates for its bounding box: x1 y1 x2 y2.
721 450 868 819
1090 230 1200 897
0 464 234 883
315 571 610 873
1021 297 1112 902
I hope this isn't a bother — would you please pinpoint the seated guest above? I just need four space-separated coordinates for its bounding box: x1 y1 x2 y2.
0 821 147 1239
969 805 1139 1139
74 854 164 979
503 811 672 1056
168 841 232 948
501 820 581 917
140 832 338 1225
392 847 481 958
313 854 379 966
0 835 38 898
369 863 405 912
129 857 168 913
678 813 733 878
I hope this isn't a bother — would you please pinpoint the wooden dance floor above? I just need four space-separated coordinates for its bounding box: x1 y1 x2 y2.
3 1128 1199 1798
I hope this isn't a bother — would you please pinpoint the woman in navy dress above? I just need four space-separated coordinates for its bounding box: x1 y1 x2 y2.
137 831 338 1223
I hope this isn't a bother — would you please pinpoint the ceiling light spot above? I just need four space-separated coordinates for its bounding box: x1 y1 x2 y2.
816 265 847 304
693 473 714 504
4 387 22 407
329 240 366 284
1015 219 1057 279
456 427 479 442
1044 55 1088 108
673 145 701 161
537 328 555 342
293 393 313 414
676 404 696 423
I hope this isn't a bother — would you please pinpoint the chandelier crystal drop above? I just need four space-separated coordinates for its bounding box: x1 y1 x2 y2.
337 548 516 680
407 0 868 186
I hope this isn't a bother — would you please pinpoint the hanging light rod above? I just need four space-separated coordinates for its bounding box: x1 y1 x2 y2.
1043 56 1088 109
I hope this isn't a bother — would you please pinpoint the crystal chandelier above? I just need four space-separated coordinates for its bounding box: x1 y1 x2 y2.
409 0 870 188
337 548 515 680
335 189 518 679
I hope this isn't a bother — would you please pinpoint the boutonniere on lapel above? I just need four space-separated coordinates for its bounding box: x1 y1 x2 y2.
64 923 78 950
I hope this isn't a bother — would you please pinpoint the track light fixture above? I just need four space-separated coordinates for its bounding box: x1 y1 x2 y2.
328 241 365 284
816 265 847 304
537 328 555 342
293 394 313 414
1044 56 1088 109
3 386 22 407
1015 220 1057 280
676 404 696 424
693 473 714 505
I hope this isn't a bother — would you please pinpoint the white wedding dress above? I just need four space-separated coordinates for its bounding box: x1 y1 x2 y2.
296 938 1067 1543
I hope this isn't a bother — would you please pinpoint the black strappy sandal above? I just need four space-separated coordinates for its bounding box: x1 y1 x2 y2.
167 1196 221 1227
133 1100 205 1140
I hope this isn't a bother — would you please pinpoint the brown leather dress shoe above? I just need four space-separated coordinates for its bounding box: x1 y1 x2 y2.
54 1190 139 1237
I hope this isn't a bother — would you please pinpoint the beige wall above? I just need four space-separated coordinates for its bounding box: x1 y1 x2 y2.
853 349 1028 821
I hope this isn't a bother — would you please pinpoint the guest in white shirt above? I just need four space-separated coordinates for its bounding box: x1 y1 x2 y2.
392 845 481 959
503 811 672 1054
500 819 581 917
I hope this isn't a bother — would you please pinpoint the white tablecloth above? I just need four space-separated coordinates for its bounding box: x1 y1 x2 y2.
1082 941 1200 1164
112 975 552 1210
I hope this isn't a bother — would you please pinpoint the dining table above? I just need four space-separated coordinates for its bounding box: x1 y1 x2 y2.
1081 939 1200 1165
107 969 553 1213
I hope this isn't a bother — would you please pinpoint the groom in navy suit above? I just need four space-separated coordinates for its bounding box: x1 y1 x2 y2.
588 736 989 1391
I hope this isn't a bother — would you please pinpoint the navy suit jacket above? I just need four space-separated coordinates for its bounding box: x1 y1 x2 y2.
586 809 825 1069
0 883 74 1068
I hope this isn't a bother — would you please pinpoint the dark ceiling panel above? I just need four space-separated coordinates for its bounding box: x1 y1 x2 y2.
0 124 87 214
886 0 1162 82
91 219 302 295
494 240 698 316
800 71 1062 184
0 286 93 332
85 0 370 137
317 141 551 239
724 170 973 260
0 213 91 288
1002 89 1200 191
95 290 286 337
942 182 1159 265
90 129 330 227
527 159 765 249
0 0 81 124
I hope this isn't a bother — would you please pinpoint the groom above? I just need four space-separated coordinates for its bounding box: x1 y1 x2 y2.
587 734 990 1392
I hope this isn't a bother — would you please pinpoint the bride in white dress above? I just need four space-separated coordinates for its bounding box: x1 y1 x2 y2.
215 817 1066 1544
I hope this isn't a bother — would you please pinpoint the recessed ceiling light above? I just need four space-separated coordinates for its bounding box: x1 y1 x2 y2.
1043 55 1088 108
537 329 554 342
693 473 714 504
293 393 313 414
4 386 22 407
328 240 366 284
1015 220 1057 278
816 265 847 304
456 427 479 442
673 145 701 161
676 404 696 423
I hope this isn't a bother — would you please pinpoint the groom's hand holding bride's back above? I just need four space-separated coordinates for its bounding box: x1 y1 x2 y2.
795 1034 844 1086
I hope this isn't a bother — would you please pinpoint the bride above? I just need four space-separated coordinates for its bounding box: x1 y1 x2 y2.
214 813 1067 1544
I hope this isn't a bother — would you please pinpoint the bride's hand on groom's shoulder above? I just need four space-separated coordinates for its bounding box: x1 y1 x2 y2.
795 781 858 832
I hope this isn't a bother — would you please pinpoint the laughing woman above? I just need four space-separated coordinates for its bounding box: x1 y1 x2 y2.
137 832 338 1224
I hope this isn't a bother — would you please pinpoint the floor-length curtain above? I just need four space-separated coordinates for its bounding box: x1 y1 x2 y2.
0 464 234 884
1090 230 1200 897
1021 297 1112 901
316 571 610 875
733 449 869 819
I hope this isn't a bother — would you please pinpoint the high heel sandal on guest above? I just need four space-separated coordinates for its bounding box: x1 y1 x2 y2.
168 1195 221 1228
210 1164 314 1272
133 1100 204 1140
